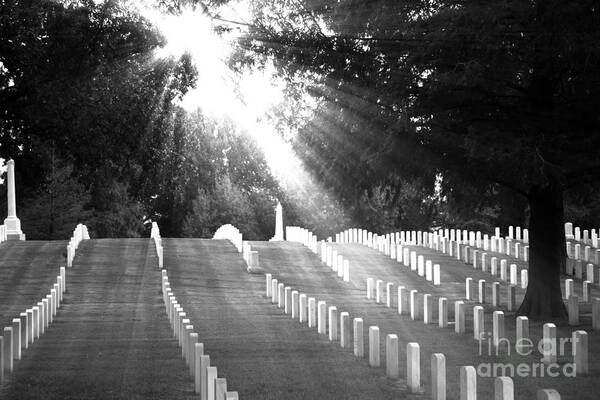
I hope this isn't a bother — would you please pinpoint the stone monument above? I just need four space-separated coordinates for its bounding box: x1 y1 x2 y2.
4 159 25 240
270 201 284 241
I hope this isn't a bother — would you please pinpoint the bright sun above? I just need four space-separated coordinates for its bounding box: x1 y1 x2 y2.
139 4 296 180
141 6 237 115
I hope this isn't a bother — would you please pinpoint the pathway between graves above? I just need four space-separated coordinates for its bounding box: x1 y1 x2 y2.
163 238 402 400
0 240 67 328
252 240 599 400
0 238 193 400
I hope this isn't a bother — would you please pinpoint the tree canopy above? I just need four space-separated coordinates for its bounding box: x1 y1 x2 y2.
0 0 286 239
229 0 600 317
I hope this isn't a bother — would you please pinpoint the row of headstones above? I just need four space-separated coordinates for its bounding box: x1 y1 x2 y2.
438 226 528 246
285 226 319 253
332 227 525 287
375 228 529 264
264 273 426 394
265 274 562 400
66 223 90 267
436 225 529 243
333 228 428 251
425 232 529 289
336 226 527 252
289 227 583 312
151 223 239 399
213 224 243 253
347 227 527 292
566 290 600 329
366 278 589 378
314 226 528 291
463 246 527 288
566 241 600 265
242 242 260 273
408 229 600 301
565 222 599 247
564 278 594 303
1 267 66 384
334 227 528 268
367 277 519 327
566 246 600 288
504 226 528 242
397 246 442 284
151 221 164 269
564 278 600 330
445 226 593 373
161 270 238 400
564 223 600 294
287 227 438 284
285 226 324 262
320 243 350 282
285 226 588 382
284 227 350 282
334 227 374 245
286 227 368 281
430 224 600 266
333 228 443 285
432 230 529 264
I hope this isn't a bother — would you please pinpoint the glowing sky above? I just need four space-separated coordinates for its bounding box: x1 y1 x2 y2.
138 3 303 183
134 1 352 229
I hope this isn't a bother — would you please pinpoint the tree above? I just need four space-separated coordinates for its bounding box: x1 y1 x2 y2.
435 179 529 234
87 180 146 237
182 175 260 238
18 154 91 240
179 114 285 239
234 0 600 318
0 0 201 238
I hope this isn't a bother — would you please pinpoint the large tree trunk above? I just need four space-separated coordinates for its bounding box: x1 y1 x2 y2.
517 182 567 319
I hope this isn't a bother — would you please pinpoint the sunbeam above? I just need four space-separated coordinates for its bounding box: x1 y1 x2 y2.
130 1 354 232
138 4 300 182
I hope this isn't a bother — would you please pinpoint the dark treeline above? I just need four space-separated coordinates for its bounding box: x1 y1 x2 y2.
0 0 289 240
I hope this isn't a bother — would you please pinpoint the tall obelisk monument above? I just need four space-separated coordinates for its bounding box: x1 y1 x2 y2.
271 201 284 241
4 159 25 240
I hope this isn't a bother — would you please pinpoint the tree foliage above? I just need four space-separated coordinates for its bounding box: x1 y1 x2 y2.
0 0 286 240
233 0 600 318
152 111 284 239
235 0 600 210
